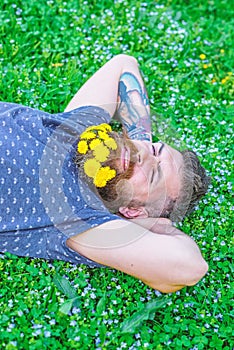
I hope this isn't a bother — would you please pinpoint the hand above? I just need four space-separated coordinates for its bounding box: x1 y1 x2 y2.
129 217 182 236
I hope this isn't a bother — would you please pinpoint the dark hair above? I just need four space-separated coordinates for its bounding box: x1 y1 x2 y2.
163 150 211 222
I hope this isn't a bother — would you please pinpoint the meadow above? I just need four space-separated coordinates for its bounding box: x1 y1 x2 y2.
0 0 233 349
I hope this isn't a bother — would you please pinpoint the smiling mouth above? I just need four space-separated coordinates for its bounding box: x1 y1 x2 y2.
121 146 130 171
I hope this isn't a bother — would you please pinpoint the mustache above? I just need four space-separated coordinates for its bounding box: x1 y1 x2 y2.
103 131 138 178
89 130 139 205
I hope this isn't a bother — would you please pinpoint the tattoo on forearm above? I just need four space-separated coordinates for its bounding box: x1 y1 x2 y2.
116 72 152 141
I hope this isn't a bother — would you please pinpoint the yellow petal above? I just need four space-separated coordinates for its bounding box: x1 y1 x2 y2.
93 144 110 162
98 130 109 140
104 138 117 150
85 123 112 132
199 54 206 60
98 123 112 132
80 131 96 140
84 159 101 178
94 166 116 187
77 140 88 154
89 138 102 150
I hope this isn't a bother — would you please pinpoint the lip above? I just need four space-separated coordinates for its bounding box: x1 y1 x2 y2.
121 146 130 171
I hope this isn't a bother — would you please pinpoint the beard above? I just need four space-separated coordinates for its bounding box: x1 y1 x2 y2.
73 128 139 211
95 130 140 209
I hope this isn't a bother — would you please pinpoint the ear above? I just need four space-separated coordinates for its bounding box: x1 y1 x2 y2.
118 206 149 219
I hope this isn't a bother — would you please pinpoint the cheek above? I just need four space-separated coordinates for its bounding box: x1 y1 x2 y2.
124 164 155 200
131 170 149 189
163 167 180 198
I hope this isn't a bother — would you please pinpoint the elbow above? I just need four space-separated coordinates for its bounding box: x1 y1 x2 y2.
113 53 138 66
186 259 209 287
145 258 209 294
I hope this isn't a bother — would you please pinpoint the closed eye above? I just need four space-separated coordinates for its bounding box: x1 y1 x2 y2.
152 145 156 156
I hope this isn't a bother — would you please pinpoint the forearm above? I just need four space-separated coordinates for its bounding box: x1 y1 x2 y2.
115 68 152 142
128 217 209 291
65 54 152 141
68 220 208 293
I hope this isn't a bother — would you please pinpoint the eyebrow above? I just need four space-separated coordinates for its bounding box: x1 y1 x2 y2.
158 143 164 154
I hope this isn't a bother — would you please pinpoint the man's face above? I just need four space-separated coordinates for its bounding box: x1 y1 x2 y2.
119 139 184 216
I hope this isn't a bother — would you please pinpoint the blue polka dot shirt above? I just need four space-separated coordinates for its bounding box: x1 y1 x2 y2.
0 102 122 266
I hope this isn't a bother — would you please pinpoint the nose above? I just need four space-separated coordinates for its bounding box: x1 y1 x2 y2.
137 147 147 166
136 144 152 166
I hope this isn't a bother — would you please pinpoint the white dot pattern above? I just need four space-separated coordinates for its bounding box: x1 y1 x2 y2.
0 103 122 266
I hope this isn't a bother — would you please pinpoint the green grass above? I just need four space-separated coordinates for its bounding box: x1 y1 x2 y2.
0 0 233 349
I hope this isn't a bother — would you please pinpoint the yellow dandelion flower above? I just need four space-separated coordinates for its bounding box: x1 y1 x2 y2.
80 131 96 140
85 123 112 132
77 140 88 154
84 159 101 178
220 49 225 54
99 123 112 132
203 64 208 69
98 130 110 140
221 78 227 84
94 166 116 188
104 138 117 150
199 54 206 60
89 138 102 150
105 168 116 181
94 177 106 188
89 123 111 132
93 144 110 162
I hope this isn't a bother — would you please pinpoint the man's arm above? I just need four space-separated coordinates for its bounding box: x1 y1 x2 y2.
115 71 152 141
129 217 183 236
67 220 208 293
65 54 152 141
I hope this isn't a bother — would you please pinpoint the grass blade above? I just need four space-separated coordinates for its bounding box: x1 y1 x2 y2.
119 297 167 334
53 272 77 299
96 293 106 315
